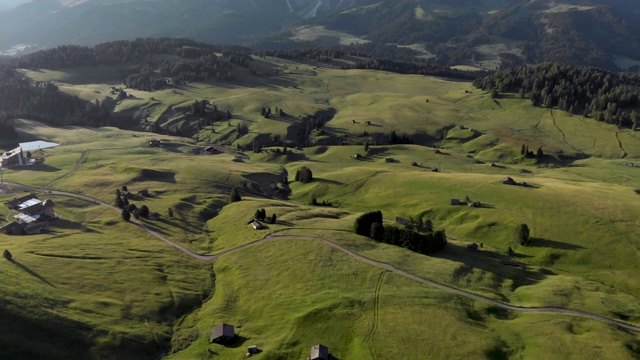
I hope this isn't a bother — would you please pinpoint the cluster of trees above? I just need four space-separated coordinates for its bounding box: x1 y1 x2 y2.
521 144 543 159
116 186 154 221
0 71 114 128
388 130 413 145
259 106 286 119
309 196 332 207
474 63 640 128
255 49 343 63
254 209 277 224
354 211 447 255
344 59 487 80
294 167 313 183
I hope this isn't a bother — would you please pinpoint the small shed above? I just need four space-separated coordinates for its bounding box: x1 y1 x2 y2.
251 221 263 230
450 199 460 206
210 323 235 344
502 177 516 185
466 243 479 251
248 345 259 355
308 344 330 360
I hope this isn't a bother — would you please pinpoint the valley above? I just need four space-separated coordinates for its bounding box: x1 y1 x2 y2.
1 53 640 359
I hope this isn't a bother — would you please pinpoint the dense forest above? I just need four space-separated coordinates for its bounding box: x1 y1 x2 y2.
474 63 640 127
12 38 253 91
0 69 116 130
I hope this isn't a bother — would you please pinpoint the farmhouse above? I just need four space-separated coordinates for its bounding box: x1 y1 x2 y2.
2 194 56 235
0 146 25 168
308 344 330 360
1 221 50 235
210 323 235 344
4 193 38 210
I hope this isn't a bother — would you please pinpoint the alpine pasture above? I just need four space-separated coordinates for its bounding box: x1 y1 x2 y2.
2 57 640 359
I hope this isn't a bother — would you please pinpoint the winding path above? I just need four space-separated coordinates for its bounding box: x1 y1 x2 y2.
4 182 640 333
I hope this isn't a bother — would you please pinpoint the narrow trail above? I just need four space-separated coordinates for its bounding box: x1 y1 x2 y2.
5 182 640 333
615 132 628 159
550 110 580 152
363 270 387 359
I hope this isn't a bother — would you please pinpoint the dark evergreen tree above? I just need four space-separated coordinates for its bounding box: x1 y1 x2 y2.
229 187 242 203
517 223 531 246
121 208 131 222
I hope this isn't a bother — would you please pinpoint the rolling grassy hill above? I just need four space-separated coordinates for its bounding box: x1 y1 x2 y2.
2 57 640 358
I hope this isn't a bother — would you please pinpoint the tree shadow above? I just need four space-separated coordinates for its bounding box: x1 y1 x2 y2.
227 334 250 349
10 259 56 287
529 238 585 250
17 164 62 173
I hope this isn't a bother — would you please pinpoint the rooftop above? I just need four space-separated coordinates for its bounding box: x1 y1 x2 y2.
19 141 60 152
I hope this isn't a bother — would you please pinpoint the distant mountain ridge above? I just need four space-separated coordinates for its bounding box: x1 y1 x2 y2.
0 0 639 71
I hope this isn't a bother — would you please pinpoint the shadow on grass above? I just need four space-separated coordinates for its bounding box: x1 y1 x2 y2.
0 307 96 360
529 238 585 250
16 164 62 173
156 218 201 235
315 178 344 185
433 243 553 296
10 259 56 287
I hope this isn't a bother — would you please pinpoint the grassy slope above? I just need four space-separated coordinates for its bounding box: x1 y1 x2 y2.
5 59 640 358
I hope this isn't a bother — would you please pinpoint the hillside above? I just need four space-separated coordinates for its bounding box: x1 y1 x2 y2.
2 55 640 358
1 0 640 71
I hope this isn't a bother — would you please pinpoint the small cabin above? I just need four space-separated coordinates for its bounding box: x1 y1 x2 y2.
251 221 263 230
308 344 330 360
210 323 235 344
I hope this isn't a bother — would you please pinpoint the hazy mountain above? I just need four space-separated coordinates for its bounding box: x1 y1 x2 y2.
0 0 31 11
0 0 639 71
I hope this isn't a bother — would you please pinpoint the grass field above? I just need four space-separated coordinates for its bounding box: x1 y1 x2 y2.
2 58 640 359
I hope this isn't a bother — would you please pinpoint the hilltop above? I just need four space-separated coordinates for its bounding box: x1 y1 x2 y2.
1 1 640 71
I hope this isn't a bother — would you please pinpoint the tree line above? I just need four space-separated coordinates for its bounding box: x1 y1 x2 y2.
15 38 251 69
354 211 447 255
473 63 640 128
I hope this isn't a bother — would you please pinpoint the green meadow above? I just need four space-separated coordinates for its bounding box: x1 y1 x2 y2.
1 57 639 358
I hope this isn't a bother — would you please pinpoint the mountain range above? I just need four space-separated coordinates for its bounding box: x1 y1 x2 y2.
1 0 639 71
